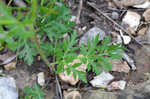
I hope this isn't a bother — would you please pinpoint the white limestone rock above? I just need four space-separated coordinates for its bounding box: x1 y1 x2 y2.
90 72 114 88
0 77 18 99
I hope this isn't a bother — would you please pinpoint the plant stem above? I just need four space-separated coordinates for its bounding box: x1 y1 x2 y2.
29 25 53 73
33 34 53 72
30 0 53 73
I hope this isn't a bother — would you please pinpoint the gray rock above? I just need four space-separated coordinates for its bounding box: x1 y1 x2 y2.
82 91 118 99
112 0 147 8
121 53 136 70
79 27 106 46
134 26 150 44
143 80 150 93
0 77 18 99
144 84 150 92
112 12 119 20
146 26 150 41
90 72 114 88
82 89 143 99
14 0 26 7
82 80 150 99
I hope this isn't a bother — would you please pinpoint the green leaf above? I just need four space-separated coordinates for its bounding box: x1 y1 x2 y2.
23 83 45 99
80 44 87 56
100 36 111 54
38 3 74 41
77 71 87 83
102 36 111 46
31 0 37 21
110 54 122 60
71 63 82 69
19 41 37 65
87 64 91 71
73 71 77 80
40 41 53 57
66 67 71 75
103 58 113 71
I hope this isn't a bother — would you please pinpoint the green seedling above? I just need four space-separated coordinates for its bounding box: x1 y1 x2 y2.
23 83 45 99
0 0 124 83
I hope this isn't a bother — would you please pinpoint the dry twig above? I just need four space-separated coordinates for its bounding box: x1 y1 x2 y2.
76 0 83 25
87 2 150 50
87 2 150 69
56 75 63 99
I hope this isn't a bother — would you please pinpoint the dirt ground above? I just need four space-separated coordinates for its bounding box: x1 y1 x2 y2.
2 0 150 99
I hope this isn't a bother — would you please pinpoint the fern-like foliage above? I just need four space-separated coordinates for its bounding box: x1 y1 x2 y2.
23 83 45 99
0 0 124 83
54 32 87 82
37 0 75 41
80 35 124 75
0 0 74 65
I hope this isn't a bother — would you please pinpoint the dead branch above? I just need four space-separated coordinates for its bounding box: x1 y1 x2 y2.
87 1 150 56
76 0 83 25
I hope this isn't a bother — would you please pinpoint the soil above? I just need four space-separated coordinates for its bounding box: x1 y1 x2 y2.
2 0 150 99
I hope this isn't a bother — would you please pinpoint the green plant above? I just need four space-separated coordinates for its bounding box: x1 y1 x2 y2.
80 35 124 75
0 0 74 69
0 0 124 83
23 83 45 99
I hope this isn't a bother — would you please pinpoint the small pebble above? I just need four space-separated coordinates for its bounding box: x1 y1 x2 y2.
143 9 150 22
70 16 77 22
122 11 141 31
134 0 150 8
112 12 119 20
37 72 45 86
64 91 81 99
90 72 114 88
137 26 147 35
120 31 131 45
82 26 87 31
107 80 126 91
4 61 16 71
